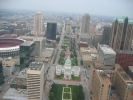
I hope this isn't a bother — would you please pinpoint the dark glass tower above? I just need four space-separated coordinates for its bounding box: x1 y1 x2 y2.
0 60 4 85
20 41 35 70
102 26 112 45
46 22 57 40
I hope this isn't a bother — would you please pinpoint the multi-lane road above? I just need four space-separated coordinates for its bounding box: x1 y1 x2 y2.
0 67 20 99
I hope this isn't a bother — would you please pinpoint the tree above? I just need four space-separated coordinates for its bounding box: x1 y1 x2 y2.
49 92 54 100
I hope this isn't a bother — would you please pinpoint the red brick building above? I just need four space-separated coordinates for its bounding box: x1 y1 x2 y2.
115 50 133 72
78 42 88 49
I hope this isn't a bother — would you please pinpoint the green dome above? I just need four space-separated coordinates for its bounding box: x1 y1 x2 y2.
65 58 71 64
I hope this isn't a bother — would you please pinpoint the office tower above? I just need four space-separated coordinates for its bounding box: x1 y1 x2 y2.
20 41 35 70
92 34 102 47
89 63 133 100
81 13 90 34
102 26 112 45
109 17 133 50
65 22 72 34
115 67 133 100
34 39 42 57
92 70 111 100
33 12 44 36
27 62 44 100
0 60 4 85
46 22 57 40
69 36 76 51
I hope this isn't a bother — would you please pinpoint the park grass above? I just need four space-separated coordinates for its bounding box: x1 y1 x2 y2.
56 74 64 79
71 75 80 81
63 93 71 99
64 87 70 92
49 84 84 100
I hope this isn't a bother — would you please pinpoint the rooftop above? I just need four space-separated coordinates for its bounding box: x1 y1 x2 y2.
56 65 63 70
82 53 92 61
93 61 115 70
28 62 43 71
20 41 34 46
117 18 124 23
80 47 98 54
117 68 132 81
2 88 28 100
65 58 71 65
115 49 133 54
100 46 116 54
97 71 111 84
128 19 133 24
73 66 80 71
128 66 133 72
2 58 16 67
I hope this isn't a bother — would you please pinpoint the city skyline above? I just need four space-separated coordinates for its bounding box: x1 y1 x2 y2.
0 0 133 17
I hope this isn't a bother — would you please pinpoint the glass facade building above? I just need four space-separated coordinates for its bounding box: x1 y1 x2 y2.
20 41 35 70
46 22 57 40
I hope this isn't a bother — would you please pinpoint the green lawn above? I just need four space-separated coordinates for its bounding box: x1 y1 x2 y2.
49 84 85 100
64 87 70 92
63 93 71 99
56 74 64 79
71 75 80 81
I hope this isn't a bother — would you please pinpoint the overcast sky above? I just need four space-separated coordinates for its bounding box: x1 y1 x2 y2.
0 0 133 17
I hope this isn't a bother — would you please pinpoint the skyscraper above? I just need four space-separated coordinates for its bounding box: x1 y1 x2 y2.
46 22 57 40
20 41 35 70
109 17 133 50
69 36 76 51
81 13 90 34
33 12 44 36
27 62 44 100
102 26 112 45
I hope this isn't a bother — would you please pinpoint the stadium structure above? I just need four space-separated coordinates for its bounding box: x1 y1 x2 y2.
0 38 25 58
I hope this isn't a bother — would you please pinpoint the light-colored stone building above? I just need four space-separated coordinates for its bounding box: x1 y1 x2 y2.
27 62 44 100
81 13 90 34
56 57 80 80
89 62 133 100
32 12 44 36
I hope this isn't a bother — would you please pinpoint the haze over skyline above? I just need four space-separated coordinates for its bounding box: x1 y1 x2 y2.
0 0 133 17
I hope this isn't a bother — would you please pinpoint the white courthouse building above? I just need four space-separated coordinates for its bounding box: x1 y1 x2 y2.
56 57 80 80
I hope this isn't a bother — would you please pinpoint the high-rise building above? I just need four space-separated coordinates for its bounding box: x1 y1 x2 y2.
81 13 90 34
33 12 44 36
115 67 133 100
20 41 35 70
109 17 133 50
89 62 133 100
92 70 111 100
27 62 44 100
0 59 4 85
34 37 46 57
102 26 112 45
69 36 76 51
46 22 57 40
65 22 72 34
